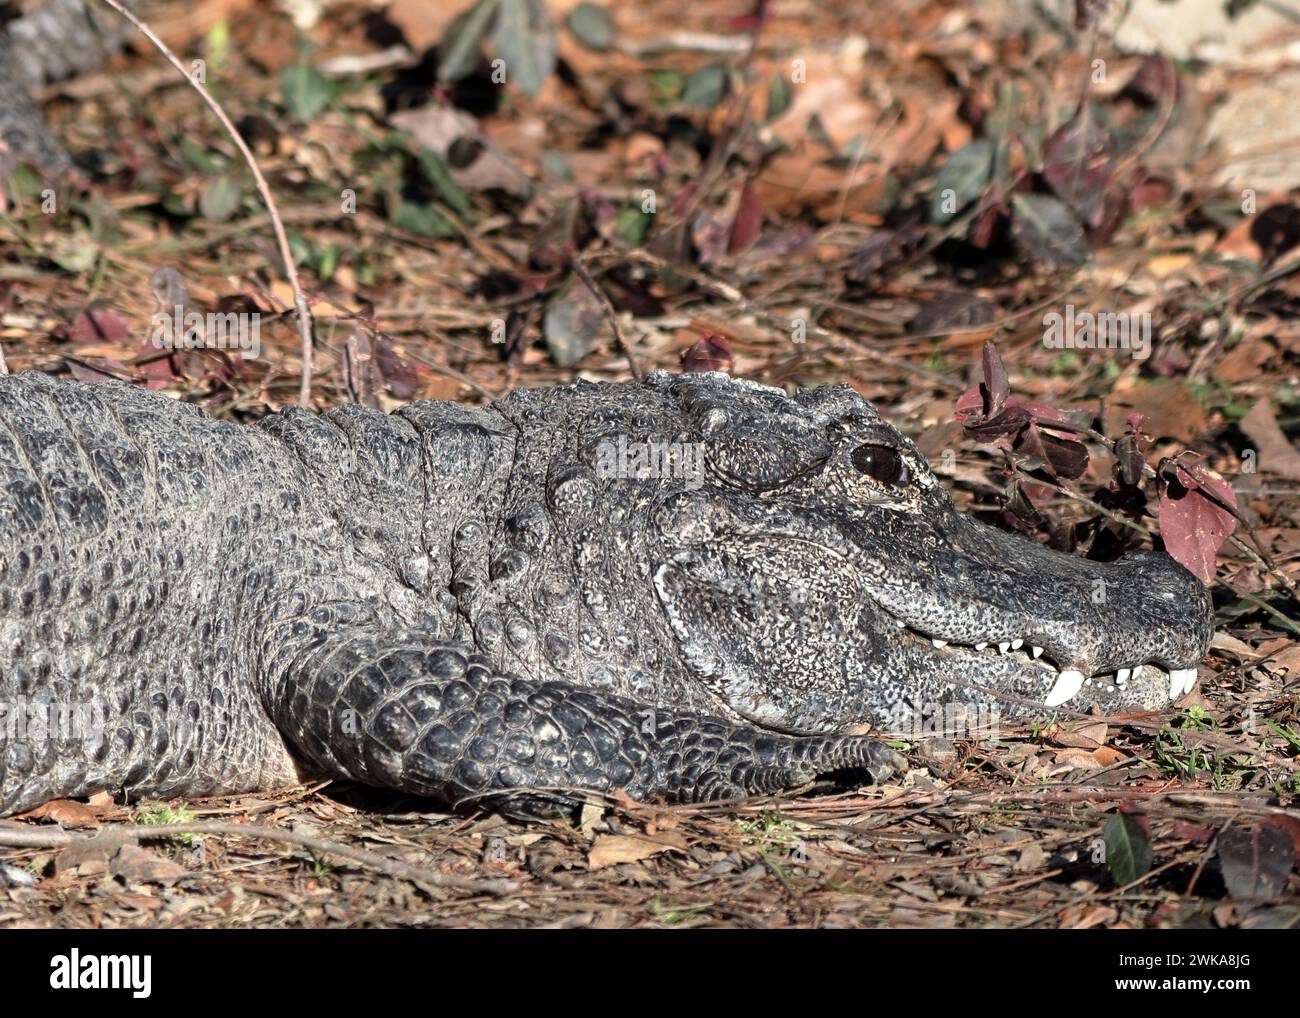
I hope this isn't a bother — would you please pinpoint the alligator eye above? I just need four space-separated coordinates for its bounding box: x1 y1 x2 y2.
850 444 909 486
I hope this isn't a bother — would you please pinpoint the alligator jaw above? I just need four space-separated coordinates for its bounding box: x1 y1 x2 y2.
892 619 1201 709
845 502 1217 718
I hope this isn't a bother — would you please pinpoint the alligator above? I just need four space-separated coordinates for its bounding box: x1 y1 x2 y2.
0 369 1214 815
0 0 136 181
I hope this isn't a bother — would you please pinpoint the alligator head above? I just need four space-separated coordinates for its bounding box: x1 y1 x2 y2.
616 371 1216 736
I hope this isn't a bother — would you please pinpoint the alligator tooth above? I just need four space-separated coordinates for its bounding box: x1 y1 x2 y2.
1030 645 1043 658
1044 668 1086 707
1116 667 1131 685
1170 667 1197 695
975 642 988 651
932 639 947 649
1011 639 1023 650
998 641 1011 653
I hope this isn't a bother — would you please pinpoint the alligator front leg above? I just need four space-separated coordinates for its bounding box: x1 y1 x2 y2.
267 627 901 808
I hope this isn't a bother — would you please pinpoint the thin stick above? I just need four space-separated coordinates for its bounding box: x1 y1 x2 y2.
0 820 517 896
95 0 316 406
572 258 642 380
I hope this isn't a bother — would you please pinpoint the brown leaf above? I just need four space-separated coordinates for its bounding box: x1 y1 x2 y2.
1262 642 1300 679
1239 400 1300 481
1173 820 1216 843
1260 814 1300 862
587 832 687 870
22 799 102 829
66 358 127 384
1105 379 1206 443
542 275 604 367
1218 825 1295 900
385 0 463 51
110 844 188 887
908 294 998 336
1054 747 1104 771
390 105 532 196
1091 746 1126 767
1055 721 1109 749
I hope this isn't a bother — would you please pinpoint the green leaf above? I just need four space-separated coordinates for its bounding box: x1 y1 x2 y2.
205 20 231 69
199 174 241 222
393 200 457 238
315 245 339 280
179 136 224 174
1010 192 1090 268
438 0 502 84
3 164 45 207
616 206 650 246
681 64 729 108
281 61 336 121
929 139 994 224
566 2 614 50
541 150 573 181
416 149 471 216
49 231 99 274
492 0 557 97
1103 813 1152 887
766 72 793 121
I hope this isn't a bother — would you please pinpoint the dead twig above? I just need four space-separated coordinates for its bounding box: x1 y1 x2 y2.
572 258 642 380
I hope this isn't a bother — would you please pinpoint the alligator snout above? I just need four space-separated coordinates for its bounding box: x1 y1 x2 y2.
855 511 1217 716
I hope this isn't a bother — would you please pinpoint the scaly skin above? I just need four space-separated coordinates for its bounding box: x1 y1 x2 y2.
0 0 137 179
0 371 1212 815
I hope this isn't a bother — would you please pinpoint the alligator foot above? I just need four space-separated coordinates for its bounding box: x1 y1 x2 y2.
271 625 901 808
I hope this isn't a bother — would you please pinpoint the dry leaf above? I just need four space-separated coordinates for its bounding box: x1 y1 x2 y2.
22 799 102 829
110 844 188 886
1055 721 1109 749
587 832 687 870
1240 400 1300 481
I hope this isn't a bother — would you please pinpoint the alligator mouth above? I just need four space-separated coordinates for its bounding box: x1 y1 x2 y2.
890 618 1200 708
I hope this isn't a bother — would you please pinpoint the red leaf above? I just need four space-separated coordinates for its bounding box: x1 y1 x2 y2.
980 340 1009 416
1114 433 1146 487
1172 820 1216 844
682 333 734 374
1042 114 1115 230
954 385 984 422
1260 814 1300 862
1158 462 1238 583
70 306 132 346
727 0 771 31
728 183 763 254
